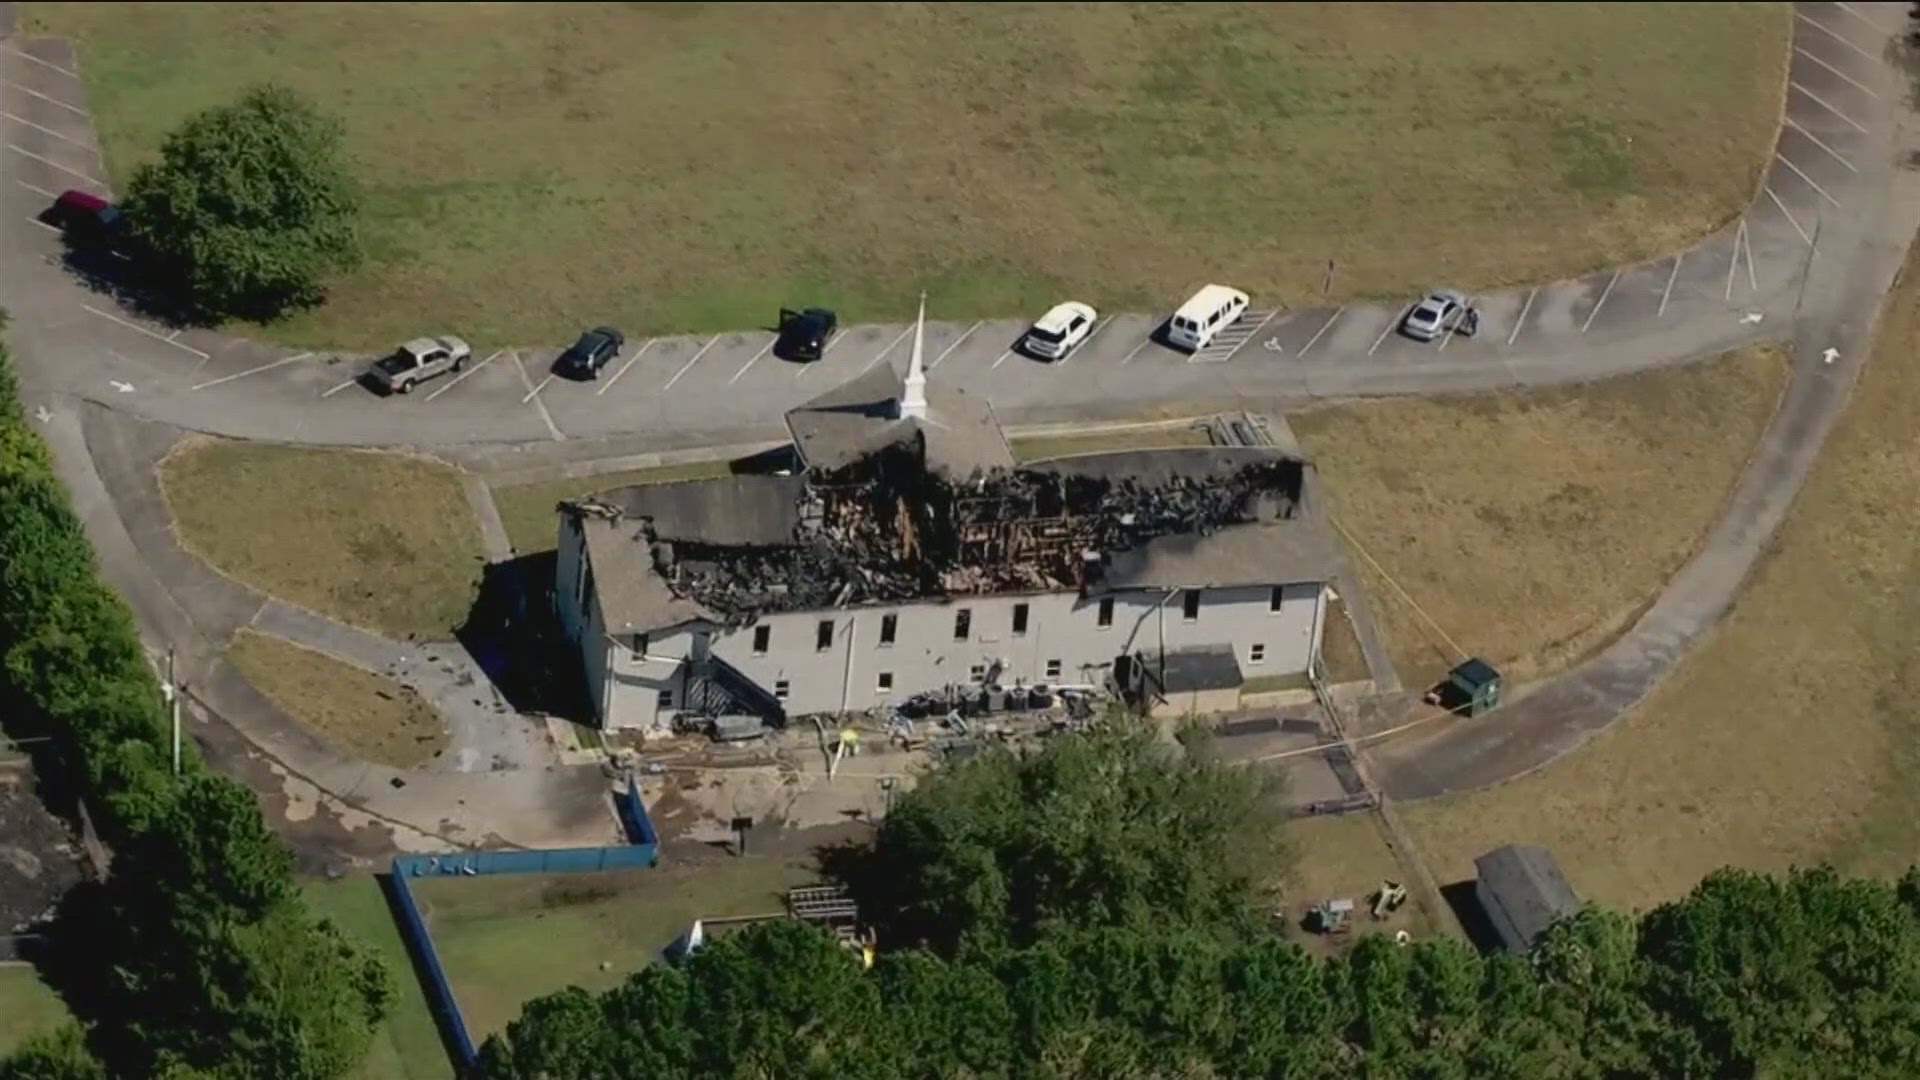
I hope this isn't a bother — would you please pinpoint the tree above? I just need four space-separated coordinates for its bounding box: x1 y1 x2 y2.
124 85 358 320
0 1026 105 1080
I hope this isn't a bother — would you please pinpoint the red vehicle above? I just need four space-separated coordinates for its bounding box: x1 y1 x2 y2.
50 188 126 244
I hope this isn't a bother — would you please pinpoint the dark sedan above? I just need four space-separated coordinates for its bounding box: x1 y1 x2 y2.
774 307 837 362
556 326 625 379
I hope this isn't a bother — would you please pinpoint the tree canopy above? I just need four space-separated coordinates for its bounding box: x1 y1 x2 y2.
124 84 359 320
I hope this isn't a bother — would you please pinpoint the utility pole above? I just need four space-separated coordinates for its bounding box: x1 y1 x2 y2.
167 648 180 774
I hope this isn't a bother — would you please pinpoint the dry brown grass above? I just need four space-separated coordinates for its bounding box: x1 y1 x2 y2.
1318 595 1372 684
1399 242 1920 912
35 3 1787 348
160 439 484 639
226 630 448 769
1292 344 1790 692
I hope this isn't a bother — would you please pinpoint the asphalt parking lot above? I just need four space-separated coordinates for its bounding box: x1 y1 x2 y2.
0 3 1887 449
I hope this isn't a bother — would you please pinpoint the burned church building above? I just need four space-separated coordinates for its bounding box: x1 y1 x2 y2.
553 302 1341 732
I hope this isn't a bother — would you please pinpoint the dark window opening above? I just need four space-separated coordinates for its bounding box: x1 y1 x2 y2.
1012 603 1030 636
877 672 894 692
879 613 897 646
632 633 649 658
1269 586 1283 613
752 625 770 654
1097 597 1114 628
774 679 790 701
1182 590 1201 621
954 608 972 641
816 619 834 651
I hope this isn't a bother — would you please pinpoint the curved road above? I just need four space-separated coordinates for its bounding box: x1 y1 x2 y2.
0 3 1913 856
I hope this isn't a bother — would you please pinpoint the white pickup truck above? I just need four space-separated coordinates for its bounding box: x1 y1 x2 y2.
367 336 471 394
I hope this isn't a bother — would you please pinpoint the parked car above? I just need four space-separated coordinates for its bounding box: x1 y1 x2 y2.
1401 290 1478 342
556 326 625 379
49 189 127 246
1167 284 1249 351
1022 301 1098 361
366 336 471 394
775 307 838 361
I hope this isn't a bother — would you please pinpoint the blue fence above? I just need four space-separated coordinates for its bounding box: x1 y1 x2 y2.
386 778 661 1073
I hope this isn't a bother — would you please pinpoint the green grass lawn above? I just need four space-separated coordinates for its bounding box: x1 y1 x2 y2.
32 3 1787 348
411 855 820 1045
160 438 484 640
1008 423 1215 464
303 876 454 1080
0 965 71 1055
491 461 736 559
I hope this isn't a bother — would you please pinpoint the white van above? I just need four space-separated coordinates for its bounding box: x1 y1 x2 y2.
1167 284 1249 351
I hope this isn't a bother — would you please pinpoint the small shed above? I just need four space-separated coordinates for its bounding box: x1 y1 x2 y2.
1148 645 1244 718
1473 843 1580 953
1445 658 1501 716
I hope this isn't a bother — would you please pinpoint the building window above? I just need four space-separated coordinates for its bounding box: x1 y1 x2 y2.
876 672 893 692
1249 643 1266 666
631 633 648 659
1182 589 1201 622
657 687 674 709
1012 603 1029 637
1045 659 1062 680
753 625 770 655
816 619 834 652
969 663 986 682
1097 597 1114 629
879 613 897 647
1269 586 1284 613
774 679 790 701
954 608 972 641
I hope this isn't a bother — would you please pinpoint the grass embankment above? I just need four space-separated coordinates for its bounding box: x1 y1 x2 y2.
0 966 70 1055
160 439 484 640
36 2 1787 347
226 630 449 769
1400 240 1920 911
1293 344 1790 691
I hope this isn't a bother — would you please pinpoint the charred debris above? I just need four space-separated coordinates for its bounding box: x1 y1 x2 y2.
639 442 1304 625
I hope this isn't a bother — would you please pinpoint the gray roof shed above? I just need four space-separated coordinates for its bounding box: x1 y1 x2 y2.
1474 843 1581 953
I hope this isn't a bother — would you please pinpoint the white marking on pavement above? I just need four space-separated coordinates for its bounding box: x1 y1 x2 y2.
6 143 102 186
1725 222 1742 302
1581 272 1620 333
24 214 59 234
520 371 555 404
1 110 99 153
1740 311 1765 325
1782 116 1857 172
1508 290 1536 344
1790 81 1867 133
1776 152 1841 207
109 380 134 394
1215 309 1277 363
14 177 54 198
1061 316 1113 365
165 328 183 341
990 349 1016 369
793 330 848 379
727 338 773 385
1793 47 1879 99
1118 336 1156 365
1437 298 1472 351
424 348 501 401
2 80 89 116
1658 255 1682 318
598 339 655 395
2 45 81 79
33 404 51 423
1263 337 1284 353
1795 13 1880 63
857 325 916 374
191 352 310 390
928 320 983 369
663 334 719 391
79 303 210 358
320 377 358 398
1763 186 1813 245
1822 347 1839 365
1829 2 1883 32
511 351 565 440
1368 306 1410 356
1741 217 1758 294
1297 307 1343 357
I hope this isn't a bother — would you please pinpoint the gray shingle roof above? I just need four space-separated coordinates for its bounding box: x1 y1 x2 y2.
1474 844 1582 952
784 362 1013 479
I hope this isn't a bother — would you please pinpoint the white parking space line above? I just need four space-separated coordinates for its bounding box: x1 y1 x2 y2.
79 302 210 358
1296 307 1343 358
1781 116 1857 172
2 80 88 116
6 143 103 186
857 325 916 375
1794 47 1879 99
510 351 565 441
1118 335 1157 365
1581 272 1620 333
23 214 58 234
1725 221 1746 302
1777 152 1842 208
1507 290 1536 345
1658 254 1683 317
320 377 359 398
927 320 983 370
793 330 849 379
1367 307 1410 356
1058 317 1113 366
990 349 1016 369
424 349 501 401
2 45 81 79
520 372 555 404
663 334 719 391
1 110 98 153
191 352 310 391
1790 81 1868 133
1763 186 1813 245
728 338 773 384
597 339 655 395
1796 13 1880 63
14 177 54 198
1829 2 1883 32
1215 309 1278 362
1437 299 1473 351
1742 217 1758 294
